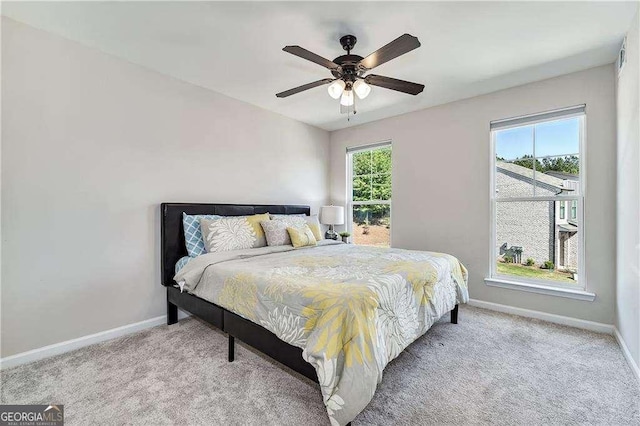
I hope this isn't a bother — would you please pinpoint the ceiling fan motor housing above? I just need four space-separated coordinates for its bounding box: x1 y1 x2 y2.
334 35 364 81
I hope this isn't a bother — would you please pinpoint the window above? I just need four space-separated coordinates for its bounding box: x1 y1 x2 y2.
347 142 391 247
490 105 585 290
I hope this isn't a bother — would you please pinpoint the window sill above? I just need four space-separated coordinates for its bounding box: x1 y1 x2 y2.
484 277 596 301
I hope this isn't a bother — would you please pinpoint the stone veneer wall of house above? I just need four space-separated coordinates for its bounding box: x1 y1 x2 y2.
555 229 579 270
495 170 555 264
567 232 578 269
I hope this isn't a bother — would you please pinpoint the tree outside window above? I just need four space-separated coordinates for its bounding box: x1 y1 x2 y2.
349 144 391 247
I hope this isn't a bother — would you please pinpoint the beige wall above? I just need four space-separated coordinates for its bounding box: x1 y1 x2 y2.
1 15 629 360
616 10 640 367
330 65 617 324
1 19 330 357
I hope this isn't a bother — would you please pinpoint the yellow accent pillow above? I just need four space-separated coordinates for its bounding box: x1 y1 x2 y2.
246 213 270 246
287 225 318 248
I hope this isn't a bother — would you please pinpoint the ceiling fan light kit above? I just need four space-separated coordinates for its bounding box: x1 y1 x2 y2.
327 79 346 99
276 33 425 119
340 87 354 106
352 79 371 99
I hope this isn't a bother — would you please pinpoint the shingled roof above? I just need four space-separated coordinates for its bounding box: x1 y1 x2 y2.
496 161 572 193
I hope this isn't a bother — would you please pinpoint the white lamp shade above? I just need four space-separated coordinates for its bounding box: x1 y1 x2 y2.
327 80 346 99
353 79 371 99
320 205 344 225
340 89 354 106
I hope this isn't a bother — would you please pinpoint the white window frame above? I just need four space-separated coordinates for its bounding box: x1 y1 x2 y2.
487 106 594 300
346 141 392 246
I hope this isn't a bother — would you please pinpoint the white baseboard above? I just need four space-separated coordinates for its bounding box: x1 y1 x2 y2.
0 310 190 370
613 327 640 383
467 298 614 334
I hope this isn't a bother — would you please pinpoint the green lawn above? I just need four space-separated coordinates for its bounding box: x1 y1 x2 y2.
497 262 575 283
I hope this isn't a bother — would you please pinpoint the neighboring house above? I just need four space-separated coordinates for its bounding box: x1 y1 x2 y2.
496 161 578 271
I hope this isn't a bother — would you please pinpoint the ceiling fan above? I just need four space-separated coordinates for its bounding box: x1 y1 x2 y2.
276 33 425 114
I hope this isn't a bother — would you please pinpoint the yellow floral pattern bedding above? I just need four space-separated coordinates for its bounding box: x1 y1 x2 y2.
175 242 468 426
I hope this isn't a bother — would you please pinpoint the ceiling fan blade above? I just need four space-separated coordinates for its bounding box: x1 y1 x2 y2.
359 34 421 70
364 74 425 95
283 46 340 70
276 78 335 98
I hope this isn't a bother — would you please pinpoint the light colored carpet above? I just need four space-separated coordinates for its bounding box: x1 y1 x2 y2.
1 306 638 425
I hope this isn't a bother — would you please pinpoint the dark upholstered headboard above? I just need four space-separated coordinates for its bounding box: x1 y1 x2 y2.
161 203 311 286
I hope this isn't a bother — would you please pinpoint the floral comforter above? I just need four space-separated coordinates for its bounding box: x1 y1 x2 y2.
174 241 468 426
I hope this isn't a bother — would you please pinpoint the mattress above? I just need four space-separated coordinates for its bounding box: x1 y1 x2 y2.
174 241 468 426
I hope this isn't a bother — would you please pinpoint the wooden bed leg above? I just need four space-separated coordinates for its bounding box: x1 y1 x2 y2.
167 298 178 325
451 304 459 324
228 335 235 362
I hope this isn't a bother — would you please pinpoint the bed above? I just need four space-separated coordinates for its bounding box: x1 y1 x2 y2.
161 203 469 426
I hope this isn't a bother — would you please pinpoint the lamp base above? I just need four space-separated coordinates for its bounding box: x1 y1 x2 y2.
325 227 339 240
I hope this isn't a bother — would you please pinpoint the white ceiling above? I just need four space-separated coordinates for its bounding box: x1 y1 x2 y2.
3 1 637 131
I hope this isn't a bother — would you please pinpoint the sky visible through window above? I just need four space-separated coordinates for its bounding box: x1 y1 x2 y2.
496 117 580 160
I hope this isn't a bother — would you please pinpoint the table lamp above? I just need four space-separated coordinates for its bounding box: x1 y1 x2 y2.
320 205 344 240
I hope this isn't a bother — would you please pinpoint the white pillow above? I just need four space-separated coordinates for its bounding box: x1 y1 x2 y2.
265 214 323 245
200 213 270 253
260 220 294 246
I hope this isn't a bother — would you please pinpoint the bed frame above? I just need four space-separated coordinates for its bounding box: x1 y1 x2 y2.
161 202 459 386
